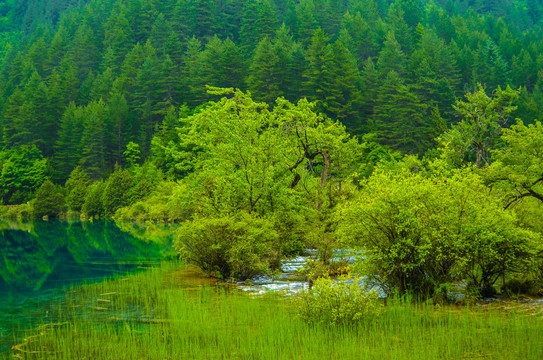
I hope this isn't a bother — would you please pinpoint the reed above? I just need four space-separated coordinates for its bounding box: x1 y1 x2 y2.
11 262 543 360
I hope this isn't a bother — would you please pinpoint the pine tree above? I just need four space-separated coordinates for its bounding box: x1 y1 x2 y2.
302 28 328 102
103 6 135 71
130 0 158 44
296 0 318 46
107 92 130 167
54 103 85 182
194 0 216 40
376 31 407 77
182 36 203 106
372 71 430 154
386 2 413 55
247 37 282 103
320 40 363 132
240 0 260 52
68 24 99 81
285 42 307 102
255 0 279 41
149 13 173 55
65 166 91 212
33 180 65 218
80 100 108 178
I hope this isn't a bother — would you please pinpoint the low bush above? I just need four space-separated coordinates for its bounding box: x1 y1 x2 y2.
174 212 280 279
293 275 382 326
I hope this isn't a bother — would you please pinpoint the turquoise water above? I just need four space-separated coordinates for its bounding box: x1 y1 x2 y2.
0 220 175 355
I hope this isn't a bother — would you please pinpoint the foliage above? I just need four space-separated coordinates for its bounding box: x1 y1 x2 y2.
82 181 104 218
102 165 132 216
115 180 189 222
439 84 519 168
336 165 539 298
32 179 65 218
175 212 280 279
486 120 543 208
2 0 543 192
0 145 47 204
167 88 362 276
293 275 381 326
64 166 91 212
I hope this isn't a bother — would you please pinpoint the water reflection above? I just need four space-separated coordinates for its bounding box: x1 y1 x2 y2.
0 219 175 355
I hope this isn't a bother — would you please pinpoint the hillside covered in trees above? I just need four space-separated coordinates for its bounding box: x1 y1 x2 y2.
1 0 543 200
1 0 543 300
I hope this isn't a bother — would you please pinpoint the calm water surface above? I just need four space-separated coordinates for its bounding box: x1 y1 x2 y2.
0 219 175 355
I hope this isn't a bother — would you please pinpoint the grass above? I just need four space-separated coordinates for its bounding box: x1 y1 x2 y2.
9 262 543 359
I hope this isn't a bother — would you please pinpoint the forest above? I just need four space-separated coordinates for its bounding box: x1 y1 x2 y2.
0 0 543 299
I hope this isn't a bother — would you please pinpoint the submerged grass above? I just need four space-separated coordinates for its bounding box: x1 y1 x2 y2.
11 262 543 359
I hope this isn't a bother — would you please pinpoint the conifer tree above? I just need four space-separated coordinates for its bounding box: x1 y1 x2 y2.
302 28 328 103
80 100 108 178
373 71 430 154
320 40 363 132
376 31 407 77
247 37 282 103
296 0 318 46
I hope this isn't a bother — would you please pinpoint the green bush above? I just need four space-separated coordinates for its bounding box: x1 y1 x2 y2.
502 279 540 296
175 212 280 279
337 166 539 298
293 275 382 326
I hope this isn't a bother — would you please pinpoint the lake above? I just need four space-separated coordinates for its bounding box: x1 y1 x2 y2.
0 219 176 355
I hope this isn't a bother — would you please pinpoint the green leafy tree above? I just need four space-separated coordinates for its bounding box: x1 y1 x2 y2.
439 84 519 168
170 88 362 277
486 120 543 208
0 145 47 204
337 165 538 298
176 212 280 279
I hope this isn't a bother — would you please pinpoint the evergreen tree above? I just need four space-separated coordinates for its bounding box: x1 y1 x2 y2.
54 103 85 182
247 37 282 103
372 71 430 154
320 40 363 132
80 100 108 178
65 166 91 212
302 28 328 103
296 0 318 46
376 31 407 77
33 180 64 218
102 164 133 216
255 0 279 40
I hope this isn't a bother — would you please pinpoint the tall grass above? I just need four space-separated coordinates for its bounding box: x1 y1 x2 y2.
11 262 543 359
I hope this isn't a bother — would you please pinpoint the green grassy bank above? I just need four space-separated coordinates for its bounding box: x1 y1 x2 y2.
10 262 543 360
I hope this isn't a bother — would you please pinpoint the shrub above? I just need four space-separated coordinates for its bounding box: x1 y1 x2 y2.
337 167 538 298
175 212 280 279
293 275 382 326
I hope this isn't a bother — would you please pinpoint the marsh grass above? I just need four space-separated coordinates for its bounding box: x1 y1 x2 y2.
11 262 543 359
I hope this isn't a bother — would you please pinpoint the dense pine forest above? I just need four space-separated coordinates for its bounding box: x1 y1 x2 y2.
1 0 543 189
